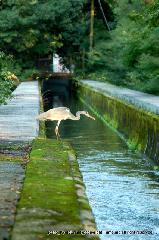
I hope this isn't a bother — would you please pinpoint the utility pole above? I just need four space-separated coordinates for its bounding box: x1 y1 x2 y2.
90 0 94 51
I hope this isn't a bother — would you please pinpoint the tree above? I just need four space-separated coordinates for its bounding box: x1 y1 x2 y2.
0 51 19 104
83 0 159 94
0 0 86 68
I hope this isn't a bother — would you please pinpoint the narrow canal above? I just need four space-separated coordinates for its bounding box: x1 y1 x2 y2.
45 96 159 240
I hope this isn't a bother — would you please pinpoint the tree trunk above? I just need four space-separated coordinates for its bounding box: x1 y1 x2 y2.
90 0 94 51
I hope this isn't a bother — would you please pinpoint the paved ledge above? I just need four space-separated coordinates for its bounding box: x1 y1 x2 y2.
0 81 40 240
11 139 99 240
82 80 159 115
0 81 39 142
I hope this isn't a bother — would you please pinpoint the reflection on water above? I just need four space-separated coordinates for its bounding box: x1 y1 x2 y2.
45 98 159 240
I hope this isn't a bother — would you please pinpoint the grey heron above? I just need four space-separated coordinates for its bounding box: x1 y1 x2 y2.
37 107 95 139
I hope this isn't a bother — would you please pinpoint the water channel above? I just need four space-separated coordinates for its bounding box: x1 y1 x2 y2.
45 95 159 240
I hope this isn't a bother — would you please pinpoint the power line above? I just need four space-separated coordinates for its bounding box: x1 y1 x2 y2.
97 0 110 31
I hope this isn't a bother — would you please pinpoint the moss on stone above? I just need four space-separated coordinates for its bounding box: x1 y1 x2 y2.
0 142 31 162
0 154 23 162
103 113 118 129
11 138 99 240
79 84 159 163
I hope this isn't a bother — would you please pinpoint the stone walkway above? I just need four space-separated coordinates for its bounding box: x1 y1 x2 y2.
82 80 159 115
0 162 25 240
0 81 40 240
0 81 39 142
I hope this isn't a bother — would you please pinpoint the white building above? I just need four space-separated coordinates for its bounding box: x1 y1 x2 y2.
53 54 69 73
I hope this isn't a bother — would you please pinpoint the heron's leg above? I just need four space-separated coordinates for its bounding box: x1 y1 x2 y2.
55 120 61 140
55 126 59 140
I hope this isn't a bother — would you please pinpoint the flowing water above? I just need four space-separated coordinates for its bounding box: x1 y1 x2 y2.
45 97 159 240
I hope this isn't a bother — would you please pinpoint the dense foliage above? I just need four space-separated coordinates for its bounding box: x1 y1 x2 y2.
0 51 19 104
0 0 158 101
82 0 159 94
0 0 86 65
0 0 86 103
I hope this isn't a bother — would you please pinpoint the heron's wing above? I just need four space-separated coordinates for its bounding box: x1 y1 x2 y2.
36 111 49 120
37 107 71 121
46 107 71 120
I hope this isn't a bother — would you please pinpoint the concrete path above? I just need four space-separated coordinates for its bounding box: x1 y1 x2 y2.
0 81 40 240
0 81 39 142
82 80 159 115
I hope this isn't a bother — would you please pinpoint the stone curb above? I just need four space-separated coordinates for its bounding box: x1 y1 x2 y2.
82 80 159 115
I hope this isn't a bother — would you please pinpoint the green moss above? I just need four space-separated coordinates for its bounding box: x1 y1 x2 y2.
0 154 23 162
103 113 118 129
19 139 77 212
127 138 138 151
79 97 127 145
11 138 99 240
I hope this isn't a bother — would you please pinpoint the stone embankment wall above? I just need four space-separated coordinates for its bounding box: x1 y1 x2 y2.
79 81 159 163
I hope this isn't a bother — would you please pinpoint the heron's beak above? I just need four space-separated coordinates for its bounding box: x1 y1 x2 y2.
87 113 95 120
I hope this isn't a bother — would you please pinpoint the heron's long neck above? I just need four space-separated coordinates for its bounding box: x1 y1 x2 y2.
70 111 83 120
